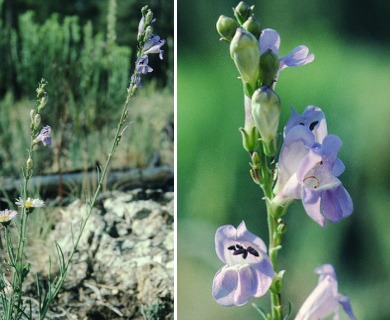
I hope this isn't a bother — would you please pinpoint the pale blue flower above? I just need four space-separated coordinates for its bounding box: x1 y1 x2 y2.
273 107 353 226
130 32 165 90
295 264 356 320
142 34 165 59
135 55 153 74
34 125 51 146
212 221 274 306
259 28 314 72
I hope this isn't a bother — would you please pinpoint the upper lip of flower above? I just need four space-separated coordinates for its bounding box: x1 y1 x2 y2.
259 28 314 70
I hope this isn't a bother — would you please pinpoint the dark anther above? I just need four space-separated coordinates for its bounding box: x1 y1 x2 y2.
229 243 259 260
247 246 260 257
299 122 305 126
309 121 319 131
233 248 245 256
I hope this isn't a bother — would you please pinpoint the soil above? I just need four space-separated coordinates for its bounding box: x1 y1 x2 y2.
4 188 174 320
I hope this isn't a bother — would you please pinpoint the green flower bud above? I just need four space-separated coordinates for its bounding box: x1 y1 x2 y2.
270 270 285 294
239 125 259 153
242 16 261 39
233 1 254 24
30 109 37 123
33 114 41 129
145 10 153 25
260 49 280 86
26 157 33 170
36 87 45 98
276 219 287 234
144 26 153 41
141 5 149 16
38 92 48 112
251 86 281 156
216 15 239 42
230 28 260 90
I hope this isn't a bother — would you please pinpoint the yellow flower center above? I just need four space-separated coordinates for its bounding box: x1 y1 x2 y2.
25 201 33 209
0 215 10 222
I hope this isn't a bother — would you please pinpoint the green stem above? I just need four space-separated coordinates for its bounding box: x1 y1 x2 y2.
11 175 30 319
4 228 14 320
259 156 283 320
39 86 135 320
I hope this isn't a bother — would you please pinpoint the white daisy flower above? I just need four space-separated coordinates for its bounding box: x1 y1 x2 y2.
15 197 45 209
0 209 18 225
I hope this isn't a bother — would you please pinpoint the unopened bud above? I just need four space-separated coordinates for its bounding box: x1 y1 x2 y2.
145 10 153 25
230 28 260 90
216 15 239 42
233 1 254 24
38 92 48 112
30 110 37 123
33 114 41 128
26 157 33 170
251 151 260 165
276 219 287 234
271 270 285 293
36 87 45 98
143 26 153 42
260 49 280 86
239 126 259 153
137 17 146 38
251 86 281 156
141 5 149 15
242 16 262 39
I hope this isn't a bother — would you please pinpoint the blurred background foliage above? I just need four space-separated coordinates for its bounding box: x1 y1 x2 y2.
178 0 390 319
0 0 173 180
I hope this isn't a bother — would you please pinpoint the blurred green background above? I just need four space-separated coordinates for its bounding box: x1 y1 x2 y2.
178 0 390 319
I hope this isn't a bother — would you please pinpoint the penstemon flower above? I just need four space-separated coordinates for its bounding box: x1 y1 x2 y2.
295 264 356 320
15 197 45 210
0 209 18 226
259 28 314 76
142 34 165 59
273 107 353 226
135 55 153 75
212 221 274 306
33 125 52 146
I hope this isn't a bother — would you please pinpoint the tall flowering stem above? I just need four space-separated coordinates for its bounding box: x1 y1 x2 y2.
213 2 354 319
37 6 165 319
4 79 51 320
213 2 356 319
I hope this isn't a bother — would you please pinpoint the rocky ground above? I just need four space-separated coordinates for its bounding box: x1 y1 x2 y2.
20 187 174 319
